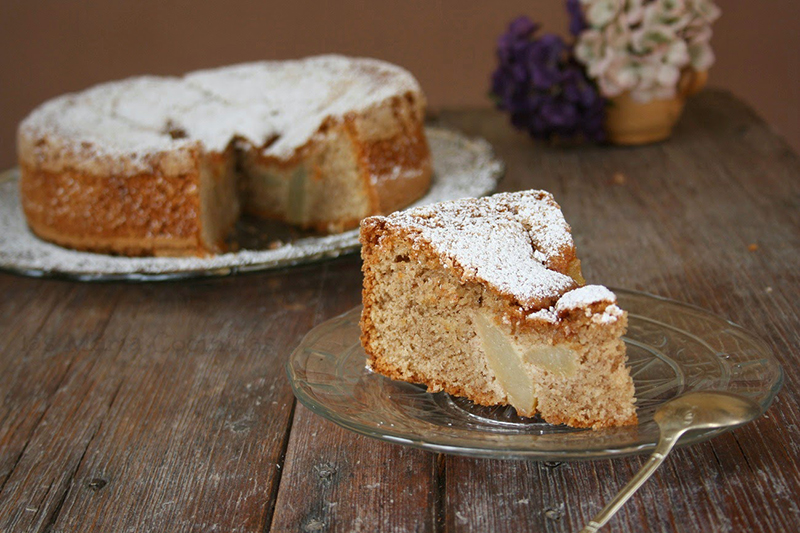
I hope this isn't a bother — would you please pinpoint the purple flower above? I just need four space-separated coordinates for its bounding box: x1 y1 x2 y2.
528 34 567 89
507 16 539 39
541 99 578 129
489 13 607 143
566 0 588 37
496 16 538 65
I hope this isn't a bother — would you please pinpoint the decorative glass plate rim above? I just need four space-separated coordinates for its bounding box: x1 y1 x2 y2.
287 288 784 461
0 126 503 282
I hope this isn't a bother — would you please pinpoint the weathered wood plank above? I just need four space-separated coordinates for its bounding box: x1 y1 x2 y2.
0 265 328 532
46 270 327 533
270 256 440 533
0 280 119 524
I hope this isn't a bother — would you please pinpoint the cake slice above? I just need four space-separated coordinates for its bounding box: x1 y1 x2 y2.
359 190 637 428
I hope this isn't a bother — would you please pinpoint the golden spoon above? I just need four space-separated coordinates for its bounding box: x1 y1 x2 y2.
580 391 761 533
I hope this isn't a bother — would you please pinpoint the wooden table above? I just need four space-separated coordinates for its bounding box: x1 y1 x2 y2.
1 90 798 532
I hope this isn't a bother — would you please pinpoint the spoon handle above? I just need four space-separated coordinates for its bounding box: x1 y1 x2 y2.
579 432 681 533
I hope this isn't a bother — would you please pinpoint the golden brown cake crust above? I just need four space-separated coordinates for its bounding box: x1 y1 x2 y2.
19 162 208 257
352 95 433 215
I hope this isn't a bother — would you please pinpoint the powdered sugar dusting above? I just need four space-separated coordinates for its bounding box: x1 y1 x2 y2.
556 285 617 312
591 304 623 325
379 190 578 309
525 308 559 323
186 56 420 158
19 55 421 175
0 128 502 279
525 286 621 324
557 285 622 325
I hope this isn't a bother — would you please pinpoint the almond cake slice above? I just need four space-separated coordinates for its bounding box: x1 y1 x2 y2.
359 190 636 429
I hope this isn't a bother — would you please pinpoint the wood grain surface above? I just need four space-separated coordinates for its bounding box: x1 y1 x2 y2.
0 90 798 532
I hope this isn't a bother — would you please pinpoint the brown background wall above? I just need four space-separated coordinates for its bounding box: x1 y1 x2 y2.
1 0 798 169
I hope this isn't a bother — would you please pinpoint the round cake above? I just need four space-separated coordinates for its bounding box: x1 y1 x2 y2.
17 55 432 256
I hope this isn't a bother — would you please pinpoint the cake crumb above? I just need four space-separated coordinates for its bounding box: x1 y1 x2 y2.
610 172 627 185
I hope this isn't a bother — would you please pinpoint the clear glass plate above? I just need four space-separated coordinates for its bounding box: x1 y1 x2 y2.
287 289 783 460
0 127 502 281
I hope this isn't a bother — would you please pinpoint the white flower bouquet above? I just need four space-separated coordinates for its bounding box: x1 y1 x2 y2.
574 0 721 102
